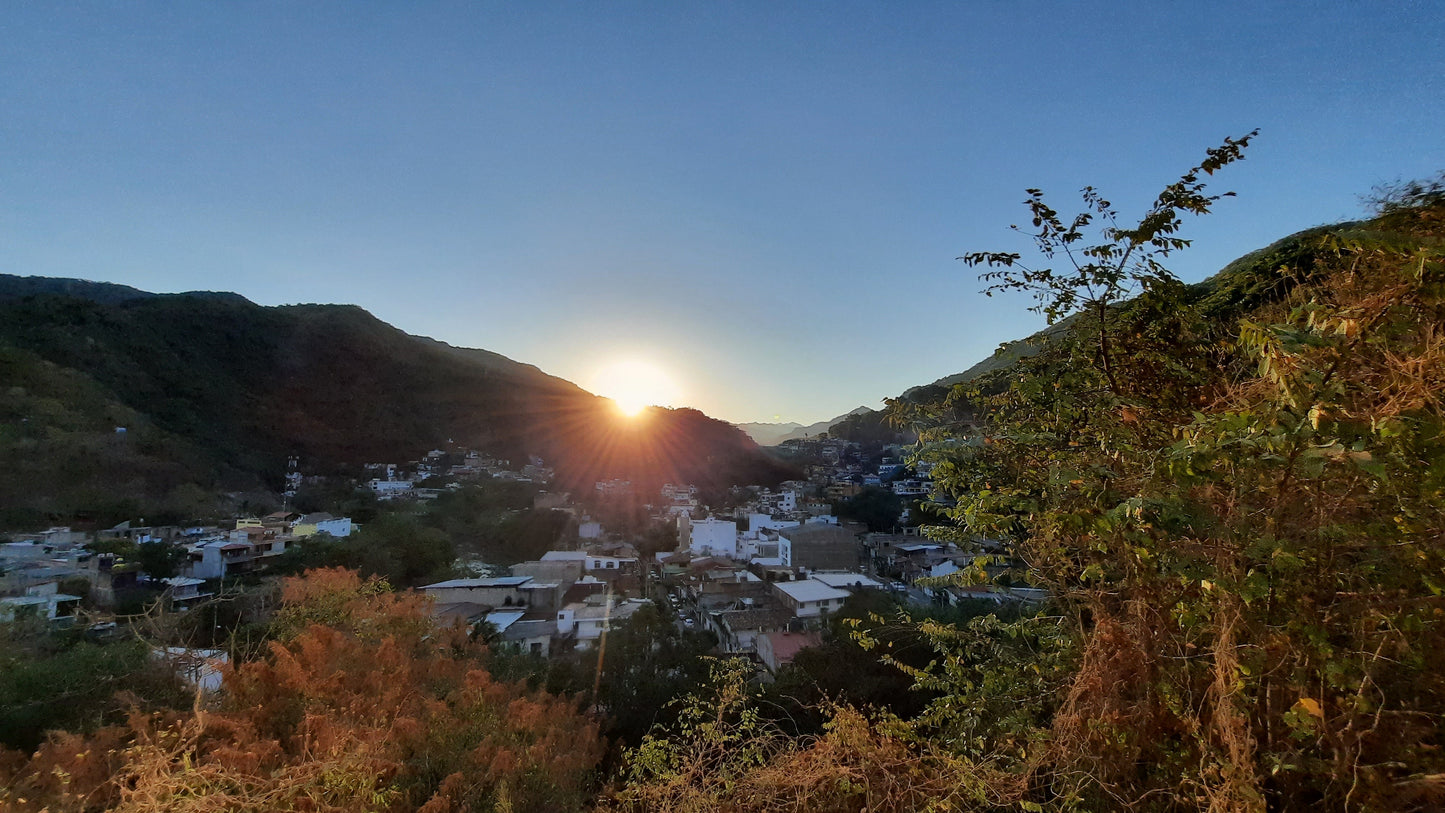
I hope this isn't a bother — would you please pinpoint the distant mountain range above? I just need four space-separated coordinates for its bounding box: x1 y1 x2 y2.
735 406 874 446
0 275 794 528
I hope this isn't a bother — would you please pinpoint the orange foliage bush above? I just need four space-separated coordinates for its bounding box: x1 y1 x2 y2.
0 568 603 812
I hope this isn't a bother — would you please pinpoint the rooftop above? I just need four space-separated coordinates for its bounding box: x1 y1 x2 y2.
760 630 822 663
564 598 650 621
810 571 886 590
484 609 527 632
772 579 850 604
420 576 533 590
1 593 82 606
713 607 791 631
163 577 208 588
433 602 491 624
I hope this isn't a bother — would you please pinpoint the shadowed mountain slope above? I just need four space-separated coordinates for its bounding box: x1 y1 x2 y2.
0 276 793 527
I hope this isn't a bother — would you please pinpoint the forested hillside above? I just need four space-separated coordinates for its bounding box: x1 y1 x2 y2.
0 283 792 527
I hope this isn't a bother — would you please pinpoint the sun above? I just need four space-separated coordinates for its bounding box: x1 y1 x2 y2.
591 359 679 417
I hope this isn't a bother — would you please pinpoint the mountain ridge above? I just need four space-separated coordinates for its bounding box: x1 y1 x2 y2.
0 275 794 527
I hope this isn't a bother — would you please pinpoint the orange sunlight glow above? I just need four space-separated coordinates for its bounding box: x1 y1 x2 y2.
591 359 679 417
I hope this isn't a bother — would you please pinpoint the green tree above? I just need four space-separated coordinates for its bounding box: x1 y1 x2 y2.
832 486 904 532
0 623 187 752
353 513 456 586
134 540 187 581
493 508 572 564
591 603 715 748
961 129 1256 396
275 514 456 588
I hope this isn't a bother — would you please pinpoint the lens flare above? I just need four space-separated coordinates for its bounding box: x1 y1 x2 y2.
590 359 678 417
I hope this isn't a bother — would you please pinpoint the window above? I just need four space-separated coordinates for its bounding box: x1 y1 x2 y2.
530 642 543 655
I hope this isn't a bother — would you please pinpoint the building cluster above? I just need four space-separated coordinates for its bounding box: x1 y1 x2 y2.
430 471 1044 677
0 528 89 623
3 444 1046 684
651 463 1049 672
772 437 938 499
419 543 645 657
360 449 553 501
0 512 357 622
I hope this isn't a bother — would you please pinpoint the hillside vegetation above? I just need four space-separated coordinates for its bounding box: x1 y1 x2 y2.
0 283 791 527
881 152 1445 810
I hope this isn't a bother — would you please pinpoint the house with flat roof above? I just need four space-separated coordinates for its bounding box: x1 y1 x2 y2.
709 606 792 655
162 576 214 609
0 582 82 624
540 550 638 573
810 571 886 592
771 578 850 618
420 576 534 608
555 596 649 650
497 617 557 656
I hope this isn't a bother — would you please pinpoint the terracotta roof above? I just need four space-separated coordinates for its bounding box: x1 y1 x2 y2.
761 630 822 664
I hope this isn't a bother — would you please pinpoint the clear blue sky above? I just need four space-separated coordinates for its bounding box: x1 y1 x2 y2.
2 2 1440 424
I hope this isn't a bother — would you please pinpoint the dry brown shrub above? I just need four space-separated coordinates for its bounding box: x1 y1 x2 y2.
0 569 604 813
603 704 1015 813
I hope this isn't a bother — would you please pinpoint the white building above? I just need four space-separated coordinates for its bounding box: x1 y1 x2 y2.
314 517 353 537
539 550 637 572
660 483 698 501
162 576 214 608
185 529 286 580
686 518 741 559
771 578 850 618
369 479 414 498
893 479 930 497
0 582 82 623
154 647 229 693
555 596 649 650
